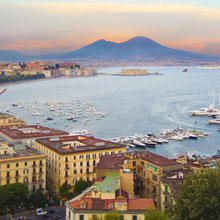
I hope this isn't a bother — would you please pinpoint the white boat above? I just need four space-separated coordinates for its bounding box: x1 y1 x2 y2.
171 135 183 141
207 118 220 124
189 89 220 116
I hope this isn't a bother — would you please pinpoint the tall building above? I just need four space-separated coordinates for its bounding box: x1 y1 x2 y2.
0 125 69 147
0 113 26 128
66 173 155 220
0 141 46 193
34 135 127 193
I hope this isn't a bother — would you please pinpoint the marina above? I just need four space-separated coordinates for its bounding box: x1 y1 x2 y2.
110 127 209 149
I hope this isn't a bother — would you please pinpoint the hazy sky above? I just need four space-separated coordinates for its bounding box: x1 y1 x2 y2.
1 0 220 55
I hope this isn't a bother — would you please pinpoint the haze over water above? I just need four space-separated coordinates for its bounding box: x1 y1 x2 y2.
1 66 220 158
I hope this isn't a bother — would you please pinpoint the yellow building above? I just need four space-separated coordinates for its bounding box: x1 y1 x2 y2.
160 169 192 210
124 151 182 209
65 173 155 220
0 113 26 128
34 135 127 194
0 141 47 193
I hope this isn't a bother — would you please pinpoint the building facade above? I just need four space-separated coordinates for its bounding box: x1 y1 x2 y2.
0 113 26 128
0 141 47 193
34 135 127 193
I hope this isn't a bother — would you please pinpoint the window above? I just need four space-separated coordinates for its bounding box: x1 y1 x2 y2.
73 156 76 159
93 160 96 166
16 170 19 176
33 185 36 191
92 154 96 158
16 163 19 167
69 211 71 219
86 168 89 174
119 151 122 154
152 175 157 182
73 163 76 167
133 161 136 166
23 169 28 174
146 164 149 168
99 153 103 157
65 157 68 162
154 167 157 172
87 161 89 166
152 186 156 194
80 162 83 166
25 162 27 166
105 152 109 155
141 161 144 165
7 179 10 184
80 169 82 174
33 161 36 166
40 160 43 165
39 167 42 173
111 152 115 155
79 155 83 159
7 164 10 168
86 155 90 160
132 216 137 220
74 170 77 174
165 185 168 193
79 215 84 220
165 195 168 203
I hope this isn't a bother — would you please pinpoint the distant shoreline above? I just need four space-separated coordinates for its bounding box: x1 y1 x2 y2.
0 75 98 88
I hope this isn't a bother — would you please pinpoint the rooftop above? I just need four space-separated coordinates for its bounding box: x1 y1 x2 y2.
93 173 120 194
0 142 46 161
0 125 69 140
96 154 127 170
131 151 181 167
36 135 125 155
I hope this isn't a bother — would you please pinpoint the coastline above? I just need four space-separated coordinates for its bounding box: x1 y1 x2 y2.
0 75 98 88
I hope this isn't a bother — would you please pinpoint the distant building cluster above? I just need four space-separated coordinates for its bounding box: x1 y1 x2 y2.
0 61 98 78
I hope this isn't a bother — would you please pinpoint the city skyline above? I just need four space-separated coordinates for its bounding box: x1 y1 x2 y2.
1 0 220 56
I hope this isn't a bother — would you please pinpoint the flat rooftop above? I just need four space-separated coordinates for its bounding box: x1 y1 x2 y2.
0 142 46 161
36 135 125 155
0 125 69 139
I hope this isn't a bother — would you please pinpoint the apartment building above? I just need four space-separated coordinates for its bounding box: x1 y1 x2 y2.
0 141 46 193
0 113 26 128
34 135 127 193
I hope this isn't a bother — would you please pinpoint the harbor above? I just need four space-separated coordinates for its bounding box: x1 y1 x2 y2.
110 127 209 149
0 66 220 157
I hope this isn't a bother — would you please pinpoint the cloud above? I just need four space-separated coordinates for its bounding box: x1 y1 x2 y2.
1 1 220 55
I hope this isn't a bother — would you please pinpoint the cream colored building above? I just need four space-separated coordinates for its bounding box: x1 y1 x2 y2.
34 135 127 194
0 141 47 193
0 113 26 128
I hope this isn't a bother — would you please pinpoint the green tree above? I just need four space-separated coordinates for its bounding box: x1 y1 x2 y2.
144 209 170 220
90 212 123 220
58 183 75 200
74 179 93 196
0 183 29 215
28 191 49 209
172 168 220 220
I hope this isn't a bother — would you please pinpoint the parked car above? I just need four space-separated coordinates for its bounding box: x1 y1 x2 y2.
36 208 47 216
53 214 61 219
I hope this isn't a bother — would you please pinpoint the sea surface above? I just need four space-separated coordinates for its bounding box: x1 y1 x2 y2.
0 66 220 158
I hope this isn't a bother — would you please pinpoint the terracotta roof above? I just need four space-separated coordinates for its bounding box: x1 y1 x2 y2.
69 197 155 211
0 125 68 139
36 136 125 155
116 189 129 199
135 151 181 167
96 154 126 169
128 199 155 210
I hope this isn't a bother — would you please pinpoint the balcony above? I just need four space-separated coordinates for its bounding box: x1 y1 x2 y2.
64 175 69 178
39 163 43 167
65 166 70 170
32 164 37 167
14 174 20 178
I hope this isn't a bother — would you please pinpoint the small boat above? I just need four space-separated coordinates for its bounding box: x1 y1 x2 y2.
46 117 53 121
66 117 73 120
207 118 220 124
182 68 188 72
